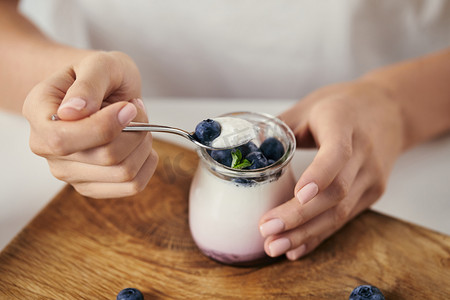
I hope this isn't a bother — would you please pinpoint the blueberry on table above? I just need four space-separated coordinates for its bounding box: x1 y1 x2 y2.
245 151 269 169
349 285 385 300
116 288 144 300
237 141 258 157
210 149 233 167
259 137 285 162
194 119 221 144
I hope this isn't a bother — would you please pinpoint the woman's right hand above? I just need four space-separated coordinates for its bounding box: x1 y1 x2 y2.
22 51 158 198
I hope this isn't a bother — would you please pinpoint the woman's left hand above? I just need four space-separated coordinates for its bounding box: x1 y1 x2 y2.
259 79 405 260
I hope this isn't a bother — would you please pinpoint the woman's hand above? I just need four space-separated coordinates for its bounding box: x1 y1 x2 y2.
259 80 405 260
22 51 158 198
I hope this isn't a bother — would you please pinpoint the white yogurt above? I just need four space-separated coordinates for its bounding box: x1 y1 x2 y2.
189 164 295 265
211 117 257 148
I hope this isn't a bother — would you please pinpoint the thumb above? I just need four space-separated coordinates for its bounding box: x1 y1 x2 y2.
56 74 108 121
47 101 138 155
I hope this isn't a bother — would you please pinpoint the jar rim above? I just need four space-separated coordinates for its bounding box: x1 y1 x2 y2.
197 111 296 179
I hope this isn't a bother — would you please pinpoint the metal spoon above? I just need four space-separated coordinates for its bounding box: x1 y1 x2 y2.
123 122 251 151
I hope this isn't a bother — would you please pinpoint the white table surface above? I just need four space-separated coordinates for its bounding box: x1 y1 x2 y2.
1 97 449 251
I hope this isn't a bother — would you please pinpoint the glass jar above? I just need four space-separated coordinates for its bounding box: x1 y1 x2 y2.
189 112 296 266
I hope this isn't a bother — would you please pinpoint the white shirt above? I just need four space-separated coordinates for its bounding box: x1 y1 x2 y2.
19 0 450 99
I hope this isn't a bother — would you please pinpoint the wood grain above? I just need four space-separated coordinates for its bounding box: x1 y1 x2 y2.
1 139 449 299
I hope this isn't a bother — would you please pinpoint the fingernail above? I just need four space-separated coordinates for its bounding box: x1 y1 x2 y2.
260 219 285 238
58 97 86 111
286 244 306 261
118 103 137 126
296 182 318 205
268 238 291 257
131 98 147 113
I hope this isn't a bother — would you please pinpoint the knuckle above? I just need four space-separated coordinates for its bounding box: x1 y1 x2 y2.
372 161 385 181
73 79 97 94
93 51 125 78
93 122 116 145
22 84 44 118
332 176 350 201
358 132 373 154
369 162 387 198
47 130 71 156
293 204 306 225
309 236 323 251
339 141 353 161
96 147 121 166
71 184 88 197
89 51 116 69
29 135 47 157
50 168 69 182
127 179 146 195
150 148 159 167
300 227 312 243
334 204 351 227
116 164 137 183
372 180 387 199
48 162 69 182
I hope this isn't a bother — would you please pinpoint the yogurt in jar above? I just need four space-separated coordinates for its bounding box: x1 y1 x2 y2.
210 117 257 148
189 163 295 265
189 112 296 265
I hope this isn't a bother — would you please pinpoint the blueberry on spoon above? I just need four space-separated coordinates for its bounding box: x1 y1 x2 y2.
193 119 221 145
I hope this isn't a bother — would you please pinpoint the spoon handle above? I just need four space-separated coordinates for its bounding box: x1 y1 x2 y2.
123 122 240 151
123 122 191 137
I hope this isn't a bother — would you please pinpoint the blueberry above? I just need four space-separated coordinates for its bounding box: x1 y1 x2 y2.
259 137 284 162
267 159 275 165
116 288 144 300
194 119 221 144
210 149 233 167
245 151 269 169
349 285 385 300
236 141 258 157
232 178 255 186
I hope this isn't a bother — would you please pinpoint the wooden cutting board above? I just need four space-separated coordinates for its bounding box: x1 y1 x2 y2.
0 139 449 299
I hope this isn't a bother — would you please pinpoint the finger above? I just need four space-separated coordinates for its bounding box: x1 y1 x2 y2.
294 125 354 205
23 68 77 124
264 168 373 259
260 146 365 236
286 184 381 261
32 101 137 157
60 131 147 165
72 149 159 199
278 114 316 149
57 98 149 165
25 69 139 157
48 134 153 183
57 53 132 121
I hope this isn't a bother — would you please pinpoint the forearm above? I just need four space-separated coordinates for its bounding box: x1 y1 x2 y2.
0 0 94 113
362 48 450 150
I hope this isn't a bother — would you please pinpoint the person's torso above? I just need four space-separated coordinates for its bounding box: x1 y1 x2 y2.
20 0 450 99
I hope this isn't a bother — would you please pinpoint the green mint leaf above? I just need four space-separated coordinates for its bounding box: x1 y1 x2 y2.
231 149 252 169
233 159 252 170
231 149 241 168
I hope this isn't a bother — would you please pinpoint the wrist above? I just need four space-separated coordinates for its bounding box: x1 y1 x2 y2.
360 49 450 150
358 72 409 153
